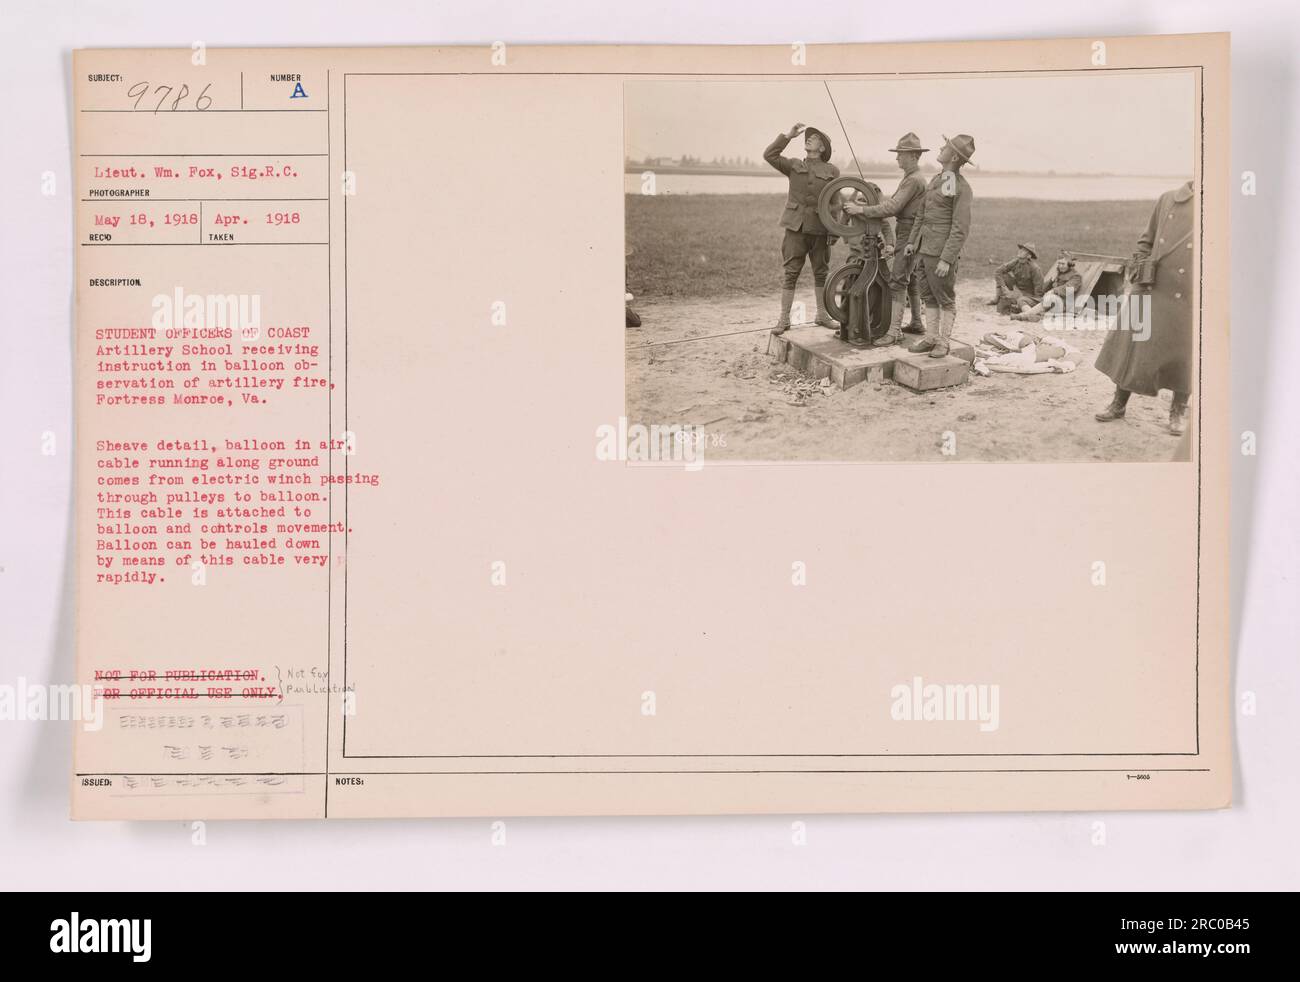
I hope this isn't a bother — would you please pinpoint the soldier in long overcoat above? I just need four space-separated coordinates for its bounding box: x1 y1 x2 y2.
1094 181 1195 435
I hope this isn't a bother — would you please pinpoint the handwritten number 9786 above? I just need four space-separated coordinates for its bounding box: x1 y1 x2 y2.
126 81 214 113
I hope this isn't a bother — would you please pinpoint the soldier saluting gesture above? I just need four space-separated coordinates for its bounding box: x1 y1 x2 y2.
764 122 841 334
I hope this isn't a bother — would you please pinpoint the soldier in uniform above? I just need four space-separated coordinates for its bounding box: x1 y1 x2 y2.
1094 180 1195 435
989 242 1044 315
1011 252 1084 321
900 134 975 358
842 132 930 345
764 123 841 334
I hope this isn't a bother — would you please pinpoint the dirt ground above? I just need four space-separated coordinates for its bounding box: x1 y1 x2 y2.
625 283 1190 462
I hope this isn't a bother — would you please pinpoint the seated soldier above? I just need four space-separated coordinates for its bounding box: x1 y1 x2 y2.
989 242 1044 314
1011 252 1085 322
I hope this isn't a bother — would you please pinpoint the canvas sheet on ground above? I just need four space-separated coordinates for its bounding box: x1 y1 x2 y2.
72 35 1230 819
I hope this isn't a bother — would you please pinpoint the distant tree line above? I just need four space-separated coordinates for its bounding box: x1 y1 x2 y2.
625 155 939 174
627 155 765 170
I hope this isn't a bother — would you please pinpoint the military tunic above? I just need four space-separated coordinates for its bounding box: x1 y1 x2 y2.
763 132 840 234
907 170 973 264
1041 268 1084 307
996 256 1044 299
906 169 973 310
856 167 928 295
856 168 927 245
764 132 841 289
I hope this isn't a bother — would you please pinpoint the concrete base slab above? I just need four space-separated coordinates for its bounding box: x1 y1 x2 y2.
767 325 974 390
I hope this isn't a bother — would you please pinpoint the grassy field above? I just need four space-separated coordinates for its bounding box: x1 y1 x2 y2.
626 193 1150 301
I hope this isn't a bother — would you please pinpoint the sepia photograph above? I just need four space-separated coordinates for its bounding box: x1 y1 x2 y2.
624 73 1198 462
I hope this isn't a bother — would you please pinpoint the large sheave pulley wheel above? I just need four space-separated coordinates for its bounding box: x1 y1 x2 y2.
823 259 865 325
817 176 884 238
823 257 893 343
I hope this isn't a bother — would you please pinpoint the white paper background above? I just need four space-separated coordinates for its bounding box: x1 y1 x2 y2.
1 0 1295 889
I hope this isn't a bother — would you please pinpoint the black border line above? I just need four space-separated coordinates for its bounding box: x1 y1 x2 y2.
325 68 332 817
342 71 350 761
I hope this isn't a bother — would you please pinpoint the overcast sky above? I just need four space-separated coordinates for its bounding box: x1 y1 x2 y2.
625 72 1195 176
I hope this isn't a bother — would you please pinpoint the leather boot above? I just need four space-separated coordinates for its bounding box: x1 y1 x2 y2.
772 288 795 335
908 305 940 353
1095 387 1131 422
814 283 836 328
929 307 955 358
903 284 925 333
873 292 906 346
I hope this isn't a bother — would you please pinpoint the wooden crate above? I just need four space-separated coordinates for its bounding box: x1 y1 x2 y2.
892 352 971 391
